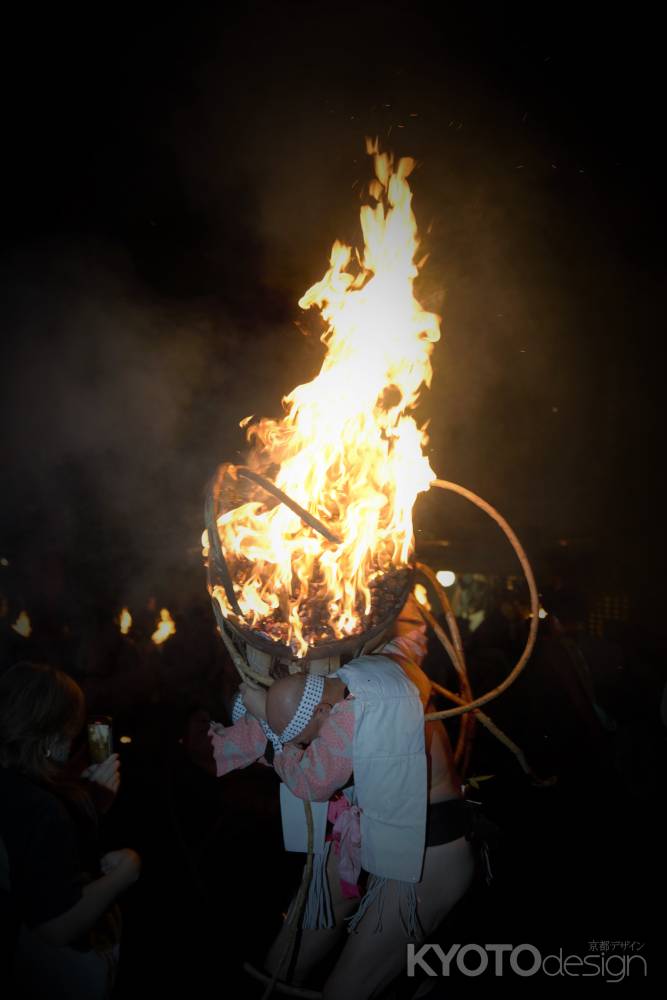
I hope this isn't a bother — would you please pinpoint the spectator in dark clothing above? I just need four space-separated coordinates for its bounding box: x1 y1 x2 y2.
0 662 141 999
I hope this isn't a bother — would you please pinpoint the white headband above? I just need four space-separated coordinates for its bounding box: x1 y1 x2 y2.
279 673 325 743
232 673 326 752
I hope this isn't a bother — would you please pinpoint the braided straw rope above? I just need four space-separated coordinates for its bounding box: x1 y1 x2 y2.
256 799 315 1000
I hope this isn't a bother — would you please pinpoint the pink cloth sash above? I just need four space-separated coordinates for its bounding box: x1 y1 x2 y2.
327 795 361 899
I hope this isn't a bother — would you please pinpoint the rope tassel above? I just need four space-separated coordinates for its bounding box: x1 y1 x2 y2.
302 842 334 930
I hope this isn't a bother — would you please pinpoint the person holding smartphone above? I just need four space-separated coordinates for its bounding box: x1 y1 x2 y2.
0 661 141 999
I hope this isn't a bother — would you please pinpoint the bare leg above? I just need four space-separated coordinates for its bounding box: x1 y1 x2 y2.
265 847 359 985
322 837 475 1000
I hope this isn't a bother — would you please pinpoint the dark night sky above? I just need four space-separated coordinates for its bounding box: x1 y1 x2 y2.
0 5 663 623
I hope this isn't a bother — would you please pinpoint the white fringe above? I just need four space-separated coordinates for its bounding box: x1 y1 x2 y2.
346 875 387 933
398 882 421 939
302 842 334 930
346 876 421 937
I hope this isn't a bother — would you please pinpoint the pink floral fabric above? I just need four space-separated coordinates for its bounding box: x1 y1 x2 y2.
206 624 428 895
327 795 362 898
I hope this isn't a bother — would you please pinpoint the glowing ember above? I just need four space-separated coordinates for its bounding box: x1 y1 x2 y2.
205 141 441 655
119 608 132 635
151 608 176 645
413 584 432 612
11 611 32 638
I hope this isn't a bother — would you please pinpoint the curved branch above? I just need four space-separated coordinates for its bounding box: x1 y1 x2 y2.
205 488 243 617
422 480 539 720
237 467 342 545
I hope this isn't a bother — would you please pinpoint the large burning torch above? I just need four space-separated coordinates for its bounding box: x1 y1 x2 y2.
203 141 539 723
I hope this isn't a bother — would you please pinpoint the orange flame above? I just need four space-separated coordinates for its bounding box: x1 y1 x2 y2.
151 608 176 645
12 611 32 638
205 141 441 655
119 608 132 635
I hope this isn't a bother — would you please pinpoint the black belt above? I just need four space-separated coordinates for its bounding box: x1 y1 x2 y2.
425 798 470 847
426 799 500 886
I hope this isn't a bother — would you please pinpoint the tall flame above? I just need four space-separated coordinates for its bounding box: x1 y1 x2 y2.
207 141 441 655
151 608 176 645
12 611 32 638
119 608 132 635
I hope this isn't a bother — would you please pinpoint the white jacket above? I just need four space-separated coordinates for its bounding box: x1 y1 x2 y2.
336 654 427 883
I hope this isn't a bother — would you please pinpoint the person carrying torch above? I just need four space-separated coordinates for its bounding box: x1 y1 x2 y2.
192 594 477 1000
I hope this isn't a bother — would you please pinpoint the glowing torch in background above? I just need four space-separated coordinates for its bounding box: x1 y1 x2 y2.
151 608 176 645
119 608 132 635
11 611 31 638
